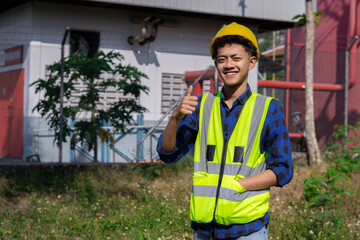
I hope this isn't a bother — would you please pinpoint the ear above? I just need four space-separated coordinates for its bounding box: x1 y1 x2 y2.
248 56 257 70
214 59 218 67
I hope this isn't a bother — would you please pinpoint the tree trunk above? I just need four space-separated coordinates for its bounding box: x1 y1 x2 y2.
305 0 322 164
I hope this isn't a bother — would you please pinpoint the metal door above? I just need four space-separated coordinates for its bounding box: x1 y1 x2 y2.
0 69 24 158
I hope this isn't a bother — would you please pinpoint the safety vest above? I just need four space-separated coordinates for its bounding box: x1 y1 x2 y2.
190 91 273 226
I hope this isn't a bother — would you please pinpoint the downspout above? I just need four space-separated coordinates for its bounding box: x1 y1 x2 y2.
348 0 358 89
59 26 70 163
345 0 359 147
344 36 359 146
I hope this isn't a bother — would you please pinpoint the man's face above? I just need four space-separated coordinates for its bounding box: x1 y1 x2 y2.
215 43 257 89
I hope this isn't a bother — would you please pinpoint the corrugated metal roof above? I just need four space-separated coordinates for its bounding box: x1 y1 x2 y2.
0 0 306 31
89 0 305 22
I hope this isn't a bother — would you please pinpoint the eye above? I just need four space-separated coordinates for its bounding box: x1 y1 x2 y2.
217 58 226 63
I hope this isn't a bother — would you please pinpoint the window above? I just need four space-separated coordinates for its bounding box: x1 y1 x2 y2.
202 79 223 94
45 68 138 112
70 30 100 58
202 79 211 94
161 73 188 114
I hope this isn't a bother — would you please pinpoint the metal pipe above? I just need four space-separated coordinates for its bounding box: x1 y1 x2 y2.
344 0 358 149
101 120 106 163
344 35 359 147
289 132 303 139
106 120 111 163
272 31 276 98
349 0 357 89
70 117 74 163
184 69 218 83
187 70 346 92
136 65 215 162
258 80 344 91
136 115 144 164
214 67 219 93
285 29 291 127
59 26 70 163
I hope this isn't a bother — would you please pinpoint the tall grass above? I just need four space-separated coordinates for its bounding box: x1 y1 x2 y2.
0 157 194 239
0 123 359 239
269 122 360 239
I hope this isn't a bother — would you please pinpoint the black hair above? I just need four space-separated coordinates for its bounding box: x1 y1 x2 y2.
211 35 258 60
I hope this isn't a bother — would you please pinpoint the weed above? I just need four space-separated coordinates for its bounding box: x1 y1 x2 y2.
0 124 359 239
295 122 360 238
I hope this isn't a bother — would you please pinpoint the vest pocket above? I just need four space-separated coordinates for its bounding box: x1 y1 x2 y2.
233 146 244 163
233 179 247 194
191 174 217 223
206 145 216 162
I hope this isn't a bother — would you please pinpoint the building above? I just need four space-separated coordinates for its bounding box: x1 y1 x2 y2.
0 0 305 163
287 0 360 148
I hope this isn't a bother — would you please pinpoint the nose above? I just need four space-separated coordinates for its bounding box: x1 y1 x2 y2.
224 58 235 68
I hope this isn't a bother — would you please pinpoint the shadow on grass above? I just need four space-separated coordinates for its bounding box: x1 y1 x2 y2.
0 154 194 199
0 165 80 196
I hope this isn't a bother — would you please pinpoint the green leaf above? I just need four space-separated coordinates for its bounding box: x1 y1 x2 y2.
31 50 149 159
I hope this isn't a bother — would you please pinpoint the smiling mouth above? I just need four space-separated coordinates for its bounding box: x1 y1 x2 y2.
224 72 238 75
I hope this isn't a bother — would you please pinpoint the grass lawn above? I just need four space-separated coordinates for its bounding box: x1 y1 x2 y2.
0 153 359 239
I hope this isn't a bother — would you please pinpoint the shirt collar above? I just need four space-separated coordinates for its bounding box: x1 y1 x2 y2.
220 84 252 106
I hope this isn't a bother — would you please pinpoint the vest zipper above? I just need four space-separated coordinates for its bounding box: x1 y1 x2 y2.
212 138 228 224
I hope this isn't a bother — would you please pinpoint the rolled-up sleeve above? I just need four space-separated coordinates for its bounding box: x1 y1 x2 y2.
261 99 293 187
156 96 201 164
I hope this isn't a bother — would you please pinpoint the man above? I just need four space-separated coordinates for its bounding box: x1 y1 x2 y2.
157 22 293 239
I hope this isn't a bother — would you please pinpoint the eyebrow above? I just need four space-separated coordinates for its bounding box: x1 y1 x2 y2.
217 54 243 58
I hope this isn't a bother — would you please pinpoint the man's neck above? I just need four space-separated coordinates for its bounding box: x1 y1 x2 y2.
223 81 248 109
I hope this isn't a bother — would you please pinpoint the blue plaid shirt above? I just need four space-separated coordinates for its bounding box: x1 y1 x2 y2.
157 84 293 238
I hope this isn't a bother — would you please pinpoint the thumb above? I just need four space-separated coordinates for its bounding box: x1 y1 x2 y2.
186 85 193 96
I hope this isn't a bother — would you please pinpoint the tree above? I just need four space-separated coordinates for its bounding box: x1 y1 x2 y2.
31 51 149 162
292 11 327 27
305 0 323 164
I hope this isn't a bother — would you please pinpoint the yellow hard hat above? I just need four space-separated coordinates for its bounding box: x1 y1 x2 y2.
210 22 260 61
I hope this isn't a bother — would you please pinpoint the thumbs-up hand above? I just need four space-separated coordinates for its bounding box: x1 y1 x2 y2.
172 85 198 120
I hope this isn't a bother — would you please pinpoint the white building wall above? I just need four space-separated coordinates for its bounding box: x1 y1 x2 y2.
0 2 260 162
28 2 258 120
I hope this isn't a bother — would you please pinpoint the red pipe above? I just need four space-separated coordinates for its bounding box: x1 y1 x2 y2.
258 80 344 91
289 132 303 140
184 69 217 83
210 78 215 93
194 81 203 96
186 71 346 92
292 43 305 47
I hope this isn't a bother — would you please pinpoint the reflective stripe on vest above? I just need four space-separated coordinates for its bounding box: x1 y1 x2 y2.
190 91 273 225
